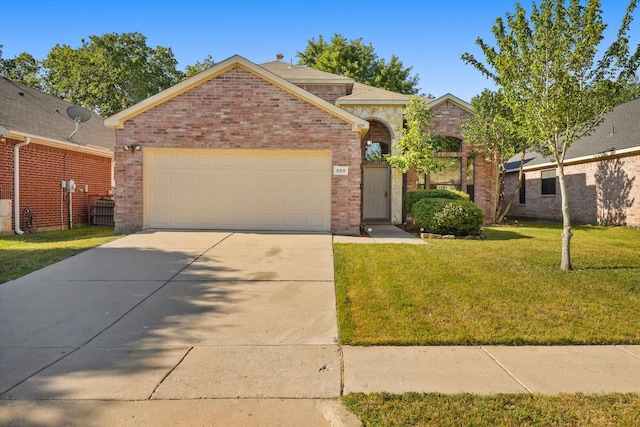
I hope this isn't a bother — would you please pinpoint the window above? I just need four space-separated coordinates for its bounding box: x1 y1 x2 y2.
430 157 462 190
541 169 556 195
364 142 389 163
466 157 475 201
519 174 526 204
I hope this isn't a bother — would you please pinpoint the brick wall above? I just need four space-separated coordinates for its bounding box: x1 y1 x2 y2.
297 85 347 104
114 66 362 234
506 154 640 226
363 120 391 146
1 138 113 232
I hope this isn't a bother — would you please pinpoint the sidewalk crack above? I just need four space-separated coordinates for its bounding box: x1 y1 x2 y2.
148 346 194 400
481 346 532 394
616 345 640 360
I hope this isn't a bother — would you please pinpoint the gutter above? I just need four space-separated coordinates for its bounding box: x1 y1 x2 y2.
13 137 30 234
8 130 113 158
506 145 640 173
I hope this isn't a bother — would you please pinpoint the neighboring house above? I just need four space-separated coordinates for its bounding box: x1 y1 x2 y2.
105 55 496 234
0 77 114 233
505 97 640 226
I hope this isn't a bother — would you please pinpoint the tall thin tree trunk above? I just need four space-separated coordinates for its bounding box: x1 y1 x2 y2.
492 152 500 223
557 164 572 271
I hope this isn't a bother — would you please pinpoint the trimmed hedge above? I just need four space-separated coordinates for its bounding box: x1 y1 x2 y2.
404 189 469 213
412 197 484 236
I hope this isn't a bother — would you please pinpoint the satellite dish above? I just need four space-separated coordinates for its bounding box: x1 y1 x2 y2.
66 105 91 140
67 106 91 123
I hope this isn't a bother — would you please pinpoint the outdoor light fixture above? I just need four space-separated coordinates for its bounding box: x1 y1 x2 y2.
123 143 141 152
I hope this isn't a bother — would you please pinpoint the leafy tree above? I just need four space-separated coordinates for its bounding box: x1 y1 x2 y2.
0 47 43 89
42 32 184 116
297 33 420 94
385 96 436 173
184 54 216 78
463 89 529 223
462 0 640 270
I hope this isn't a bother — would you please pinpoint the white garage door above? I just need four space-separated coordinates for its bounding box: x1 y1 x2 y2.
145 149 332 231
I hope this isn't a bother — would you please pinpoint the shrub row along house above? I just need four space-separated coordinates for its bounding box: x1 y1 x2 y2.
505 97 640 227
0 77 114 233
104 55 496 234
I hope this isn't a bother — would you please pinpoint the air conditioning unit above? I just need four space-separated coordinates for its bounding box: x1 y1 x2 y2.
0 199 11 232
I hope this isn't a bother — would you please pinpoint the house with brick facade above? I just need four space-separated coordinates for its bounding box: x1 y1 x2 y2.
505 97 640 226
105 55 496 234
0 77 114 233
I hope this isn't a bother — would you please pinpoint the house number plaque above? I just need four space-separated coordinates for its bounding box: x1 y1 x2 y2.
333 166 349 176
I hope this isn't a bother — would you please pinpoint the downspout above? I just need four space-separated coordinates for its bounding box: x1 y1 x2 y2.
14 137 31 234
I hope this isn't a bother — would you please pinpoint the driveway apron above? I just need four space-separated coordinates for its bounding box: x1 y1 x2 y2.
1 231 341 421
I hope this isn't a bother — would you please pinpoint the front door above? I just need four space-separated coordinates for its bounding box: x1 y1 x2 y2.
363 165 390 220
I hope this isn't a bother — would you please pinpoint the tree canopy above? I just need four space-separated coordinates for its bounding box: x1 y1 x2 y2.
41 32 185 117
385 96 436 173
184 54 216 78
462 0 640 270
297 34 421 94
0 47 42 90
1 35 217 117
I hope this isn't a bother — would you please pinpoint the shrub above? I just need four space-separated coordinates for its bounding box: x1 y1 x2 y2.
404 189 468 213
412 197 484 236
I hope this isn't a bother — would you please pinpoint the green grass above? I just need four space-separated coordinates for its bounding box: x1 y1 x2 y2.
0 227 122 284
342 392 640 427
334 223 640 345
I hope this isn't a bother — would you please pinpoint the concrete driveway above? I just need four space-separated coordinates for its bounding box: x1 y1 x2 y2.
0 231 356 426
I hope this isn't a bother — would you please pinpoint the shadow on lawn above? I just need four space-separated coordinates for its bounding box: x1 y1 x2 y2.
483 227 534 240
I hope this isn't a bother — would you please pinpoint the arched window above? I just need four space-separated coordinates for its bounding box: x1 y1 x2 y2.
365 141 390 162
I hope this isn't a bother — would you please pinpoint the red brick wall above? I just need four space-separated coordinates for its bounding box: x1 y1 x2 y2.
404 100 497 223
506 154 640 226
363 120 391 146
297 85 347 104
0 139 113 231
114 66 362 234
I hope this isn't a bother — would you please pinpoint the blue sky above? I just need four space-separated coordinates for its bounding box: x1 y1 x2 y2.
0 0 637 101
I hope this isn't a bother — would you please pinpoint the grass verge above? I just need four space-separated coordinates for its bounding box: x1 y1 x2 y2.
334 223 640 345
342 392 640 427
0 227 122 284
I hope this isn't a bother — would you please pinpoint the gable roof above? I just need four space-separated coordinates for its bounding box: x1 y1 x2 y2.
261 61 417 105
0 77 114 157
428 93 473 113
105 55 369 136
506 97 640 171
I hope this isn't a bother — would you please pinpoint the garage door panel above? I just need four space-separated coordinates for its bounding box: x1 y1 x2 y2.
146 149 331 231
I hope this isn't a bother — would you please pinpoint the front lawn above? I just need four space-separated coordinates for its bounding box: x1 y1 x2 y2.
0 227 122 284
334 224 640 345
343 392 640 427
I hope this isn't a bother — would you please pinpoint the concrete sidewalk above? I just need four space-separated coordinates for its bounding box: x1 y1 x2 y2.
343 345 640 395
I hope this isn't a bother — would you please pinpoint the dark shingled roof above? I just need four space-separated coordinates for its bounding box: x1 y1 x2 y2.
0 76 114 151
507 97 640 171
